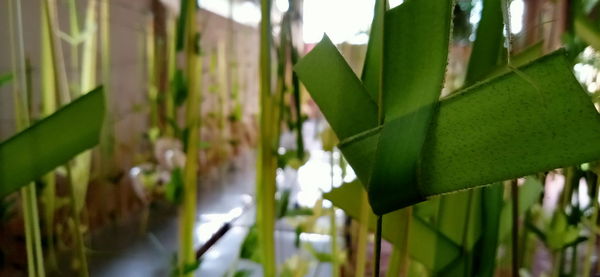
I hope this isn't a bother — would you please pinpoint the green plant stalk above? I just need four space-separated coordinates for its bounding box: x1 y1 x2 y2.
67 0 81 97
257 0 277 276
178 0 201 274
66 1 98 274
552 167 575 277
329 152 339 277
70 0 97 213
147 14 159 141
582 173 599 277
355 191 370 277
9 0 45 275
511 180 519 277
99 0 115 176
80 0 97 96
66 166 89 277
165 15 176 137
330 206 339 277
41 1 58 269
44 0 71 105
217 40 228 160
571 242 578 277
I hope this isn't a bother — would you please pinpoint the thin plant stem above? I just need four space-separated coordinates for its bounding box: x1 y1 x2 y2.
9 0 45 275
165 15 176 137
44 0 71 104
41 0 58 270
330 152 339 277
582 173 600 277
511 179 519 277
67 0 81 96
66 166 89 277
374 216 383 277
355 191 370 277
146 14 159 141
100 0 116 176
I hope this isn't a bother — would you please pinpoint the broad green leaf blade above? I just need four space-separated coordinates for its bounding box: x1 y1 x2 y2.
382 0 453 120
361 0 385 102
0 87 105 198
294 35 378 140
367 0 454 214
324 181 461 271
341 51 600 213
464 0 504 86
421 51 600 195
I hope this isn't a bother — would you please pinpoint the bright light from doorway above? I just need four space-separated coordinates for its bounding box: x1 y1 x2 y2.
303 0 375 44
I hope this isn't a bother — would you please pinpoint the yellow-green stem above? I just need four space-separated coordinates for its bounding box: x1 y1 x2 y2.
330 152 339 277
99 0 115 176
66 166 89 277
355 191 370 277
146 14 159 141
41 1 58 269
258 0 277 276
386 207 412 277
165 15 177 137
178 0 202 275
9 0 45 275
583 173 600 277
67 0 81 96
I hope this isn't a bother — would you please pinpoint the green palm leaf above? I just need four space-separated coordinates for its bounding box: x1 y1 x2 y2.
295 0 600 215
0 87 105 198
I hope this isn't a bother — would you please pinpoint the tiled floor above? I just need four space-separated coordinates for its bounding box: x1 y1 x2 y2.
89 119 345 276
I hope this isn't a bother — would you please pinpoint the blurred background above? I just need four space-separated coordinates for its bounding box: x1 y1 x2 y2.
2 0 600 276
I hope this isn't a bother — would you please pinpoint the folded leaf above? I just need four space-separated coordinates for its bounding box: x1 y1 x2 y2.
294 36 378 141
302 46 600 215
296 0 455 215
0 87 105 198
296 0 600 216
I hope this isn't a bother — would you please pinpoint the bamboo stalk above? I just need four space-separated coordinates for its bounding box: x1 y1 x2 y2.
258 0 277 276
178 0 202 274
40 0 58 270
9 0 46 275
165 14 177 137
67 0 81 97
147 14 159 141
44 0 71 105
66 166 89 277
